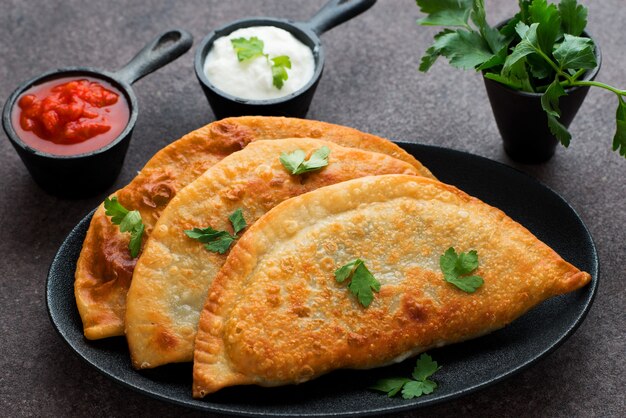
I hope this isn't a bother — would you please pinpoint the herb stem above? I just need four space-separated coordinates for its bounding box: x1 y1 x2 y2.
568 80 626 96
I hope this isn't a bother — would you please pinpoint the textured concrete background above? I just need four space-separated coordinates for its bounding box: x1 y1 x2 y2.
0 0 624 416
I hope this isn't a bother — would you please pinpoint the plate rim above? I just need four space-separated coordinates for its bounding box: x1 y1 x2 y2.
46 143 600 417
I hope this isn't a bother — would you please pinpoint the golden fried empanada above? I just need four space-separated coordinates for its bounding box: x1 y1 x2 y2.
125 139 423 368
75 117 434 340
192 175 591 397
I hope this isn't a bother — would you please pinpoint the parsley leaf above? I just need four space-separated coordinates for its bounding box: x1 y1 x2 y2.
470 0 506 54
279 146 330 175
104 197 145 258
231 37 265 61
129 223 144 259
371 353 440 399
439 247 484 293
559 0 588 37
553 34 597 71
335 259 381 308
613 96 626 157
103 196 129 225
416 0 472 28
541 77 572 146
419 29 456 72
528 0 561 54
231 37 291 90
503 22 539 73
205 234 237 254
184 209 247 254
229 208 247 235
369 377 412 397
271 55 291 89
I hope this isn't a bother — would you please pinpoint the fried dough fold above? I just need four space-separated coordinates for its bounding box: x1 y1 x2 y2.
75 117 433 340
192 175 591 397
125 139 423 368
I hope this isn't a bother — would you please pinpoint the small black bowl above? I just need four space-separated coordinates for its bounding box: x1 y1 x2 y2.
2 29 192 198
195 0 376 119
483 27 602 164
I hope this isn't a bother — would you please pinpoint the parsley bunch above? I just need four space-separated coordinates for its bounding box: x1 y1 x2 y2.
371 353 441 399
417 0 626 157
231 37 292 89
184 209 247 254
103 197 145 258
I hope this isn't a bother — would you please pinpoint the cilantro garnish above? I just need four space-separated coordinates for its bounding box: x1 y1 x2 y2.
439 247 484 293
334 259 381 307
104 197 144 258
270 55 292 89
184 208 247 254
279 146 330 175
231 36 265 61
416 0 626 158
370 353 441 399
230 37 292 90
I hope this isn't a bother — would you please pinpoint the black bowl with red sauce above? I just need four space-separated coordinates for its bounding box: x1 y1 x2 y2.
2 29 192 198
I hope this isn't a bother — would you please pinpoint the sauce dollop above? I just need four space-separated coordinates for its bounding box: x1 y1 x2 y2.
204 26 315 101
12 76 130 155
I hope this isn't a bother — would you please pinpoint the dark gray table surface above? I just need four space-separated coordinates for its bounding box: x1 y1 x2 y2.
1 1 624 417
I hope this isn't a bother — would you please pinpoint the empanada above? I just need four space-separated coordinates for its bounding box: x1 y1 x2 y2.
192 175 591 397
125 139 423 368
75 117 433 340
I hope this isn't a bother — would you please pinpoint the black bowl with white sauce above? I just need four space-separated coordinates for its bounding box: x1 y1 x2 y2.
194 0 377 119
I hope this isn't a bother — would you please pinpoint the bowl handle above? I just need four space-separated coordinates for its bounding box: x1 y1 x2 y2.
304 0 377 36
114 29 193 85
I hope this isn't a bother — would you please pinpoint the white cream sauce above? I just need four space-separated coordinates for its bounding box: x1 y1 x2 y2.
204 26 315 100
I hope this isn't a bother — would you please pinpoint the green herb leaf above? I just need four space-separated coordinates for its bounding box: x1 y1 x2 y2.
184 209 247 254
419 29 455 72
369 377 412 397
279 146 330 175
231 37 265 61
541 77 567 118
438 30 494 70
553 34 596 71
612 96 626 157
439 247 484 293
528 0 562 54
205 234 236 254
371 353 440 399
335 259 381 307
503 22 539 73
402 380 437 399
271 55 291 89
476 46 508 71
119 210 141 233
416 0 473 27
103 197 145 258
229 208 247 235
129 223 144 258
547 113 572 147
412 353 440 381
559 0 587 37
104 196 129 225
184 226 229 243
471 0 506 54
279 149 306 173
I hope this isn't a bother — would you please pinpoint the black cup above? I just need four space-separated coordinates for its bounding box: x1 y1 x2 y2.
483 30 602 164
194 0 376 119
2 29 192 197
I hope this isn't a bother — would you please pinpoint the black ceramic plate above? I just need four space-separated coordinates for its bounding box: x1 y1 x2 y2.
46 143 598 417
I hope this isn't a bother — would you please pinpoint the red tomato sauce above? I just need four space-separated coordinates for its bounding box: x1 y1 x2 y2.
12 76 130 156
